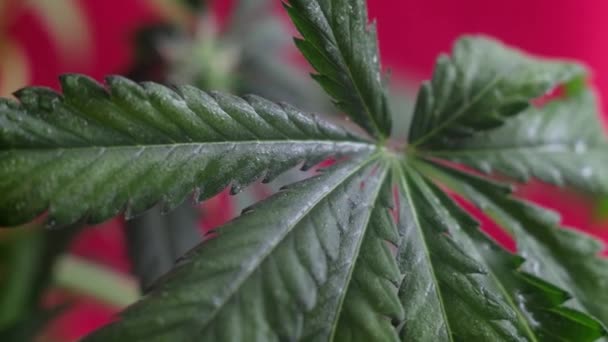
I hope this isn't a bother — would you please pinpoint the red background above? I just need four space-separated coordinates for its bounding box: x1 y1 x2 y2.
2 0 607 340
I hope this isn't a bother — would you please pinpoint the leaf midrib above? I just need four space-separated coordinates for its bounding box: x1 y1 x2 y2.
1 140 374 152
423 143 607 156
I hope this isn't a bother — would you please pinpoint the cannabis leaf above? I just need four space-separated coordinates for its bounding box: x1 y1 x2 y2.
395 167 524 341
395 165 605 341
415 159 608 328
310 169 402 341
422 173 605 341
84 155 403 341
0 74 371 227
425 90 608 194
284 0 392 139
1 0 607 341
408 36 585 148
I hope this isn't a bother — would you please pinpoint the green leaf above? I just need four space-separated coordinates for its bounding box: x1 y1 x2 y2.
312 172 403 341
416 159 608 328
491 198 608 328
0 74 372 227
395 165 524 341
420 173 606 341
284 0 392 139
3 5 607 339
424 90 608 194
408 36 586 148
84 154 403 341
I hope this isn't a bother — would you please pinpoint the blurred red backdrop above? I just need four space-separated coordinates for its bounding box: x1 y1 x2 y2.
1 0 607 340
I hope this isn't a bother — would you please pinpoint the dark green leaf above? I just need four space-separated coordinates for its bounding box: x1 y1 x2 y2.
408 36 585 148
284 0 392 139
424 90 608 194
0 74 372 227
395 166 524 341
490 197 608 328
313 174 403 341
416 159 608 328
2 4 607 339
420 172 606 341
84 154 403 341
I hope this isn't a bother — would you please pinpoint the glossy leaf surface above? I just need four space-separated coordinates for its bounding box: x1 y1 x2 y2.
417 160 608 328
0 75 371 227
285 0 392 139
426 91 608 194
85 155 404 341
421 172 606 341
0 1 607 340
408 36 585 148
396 166 523 341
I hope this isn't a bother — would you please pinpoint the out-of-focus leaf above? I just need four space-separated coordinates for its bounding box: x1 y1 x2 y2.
165 15 240 92
125 202 201 292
